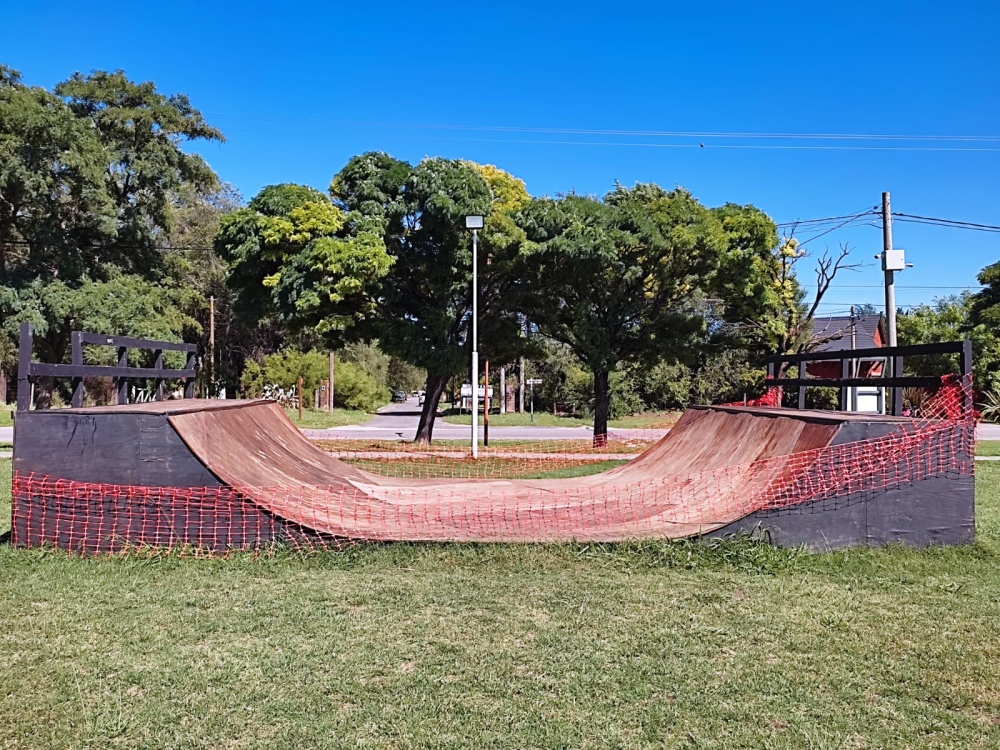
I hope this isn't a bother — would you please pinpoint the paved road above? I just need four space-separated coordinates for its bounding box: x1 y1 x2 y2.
303 399 606 442
980 423 1000 441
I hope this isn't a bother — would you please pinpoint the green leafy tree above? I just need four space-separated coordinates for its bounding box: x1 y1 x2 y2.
901 289 1000 395
159 183 255 395
0 66 114 278
710 204 867 373
0 67 222 406
969 262 1000 395
55 70 223 268
331 154 533 442
710 203 784 349
518 184 728 438
216 183 392 345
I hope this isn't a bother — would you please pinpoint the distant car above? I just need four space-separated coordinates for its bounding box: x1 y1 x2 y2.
418 390 426 405
392 390 408 403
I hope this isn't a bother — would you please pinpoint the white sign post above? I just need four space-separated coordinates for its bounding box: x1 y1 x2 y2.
526 378 542 423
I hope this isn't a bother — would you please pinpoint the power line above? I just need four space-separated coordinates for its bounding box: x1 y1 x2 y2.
206 114 1000 144
225 128 1000 152
792 209 879 247
819 285 982 290
775 212 878 228
892 212 1000 232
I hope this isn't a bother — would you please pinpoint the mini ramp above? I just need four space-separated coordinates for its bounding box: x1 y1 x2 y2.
10 399 975 553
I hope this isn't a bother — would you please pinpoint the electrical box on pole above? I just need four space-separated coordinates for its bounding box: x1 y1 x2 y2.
882 249 906 272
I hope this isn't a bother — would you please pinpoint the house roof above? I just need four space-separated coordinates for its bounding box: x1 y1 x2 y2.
810 314 885 352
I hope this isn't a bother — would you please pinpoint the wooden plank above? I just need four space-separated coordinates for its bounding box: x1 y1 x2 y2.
892 355 905 416
154 350 164 401
28 363 196 379
77 332 196 352
71 331 84 408
116 346 128 405
17 322 32 412
184 351 196 398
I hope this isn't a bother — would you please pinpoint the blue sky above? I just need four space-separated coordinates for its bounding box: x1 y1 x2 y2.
5 0 998 314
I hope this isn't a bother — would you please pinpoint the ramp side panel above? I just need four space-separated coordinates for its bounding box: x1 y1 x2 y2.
10 409 296 552
706 421 975 550
13 411 218 486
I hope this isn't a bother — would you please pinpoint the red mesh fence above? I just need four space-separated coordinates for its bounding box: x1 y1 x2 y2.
9 376 976 555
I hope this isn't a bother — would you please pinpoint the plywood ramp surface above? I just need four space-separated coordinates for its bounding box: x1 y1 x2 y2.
168 401 842 543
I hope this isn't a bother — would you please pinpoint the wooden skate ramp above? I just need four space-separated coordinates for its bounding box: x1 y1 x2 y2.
12 399 973 551
167 401 845 542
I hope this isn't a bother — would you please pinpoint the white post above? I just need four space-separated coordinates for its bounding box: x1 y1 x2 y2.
499 366 506 414
471 228 478 459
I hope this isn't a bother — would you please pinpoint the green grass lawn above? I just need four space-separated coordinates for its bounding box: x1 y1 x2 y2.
442 409 588 428
1 462 999 747
282 406 374 429
978 440 1000 457
440 409 682 430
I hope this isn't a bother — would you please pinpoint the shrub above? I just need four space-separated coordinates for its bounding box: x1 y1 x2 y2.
241 349 388 412
981 389 1000 423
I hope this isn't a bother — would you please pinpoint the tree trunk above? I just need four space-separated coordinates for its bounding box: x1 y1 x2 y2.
499 366 506 414
414 371 450 444
519 357 526 413
593 370 610 447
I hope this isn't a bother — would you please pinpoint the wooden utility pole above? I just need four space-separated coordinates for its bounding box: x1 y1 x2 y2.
209 295 215 398
882 192 897 348
850 305 858 411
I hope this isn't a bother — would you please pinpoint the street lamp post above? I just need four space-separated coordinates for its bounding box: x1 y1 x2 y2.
465 215 484 458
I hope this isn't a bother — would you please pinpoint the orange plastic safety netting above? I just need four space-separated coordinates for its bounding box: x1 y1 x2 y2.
9 375 976 554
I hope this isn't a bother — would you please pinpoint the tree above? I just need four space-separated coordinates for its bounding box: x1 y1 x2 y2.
55 70 224 269
899 291 1000 395
730 238 864 371
0 67 222 406
160 182 251 395
709 203 869 369
331 154 533 442
518 184 728 439
0 66 114 280
240 349 387 411
215 183 393 346
710 203 783 350
958 268 1000 393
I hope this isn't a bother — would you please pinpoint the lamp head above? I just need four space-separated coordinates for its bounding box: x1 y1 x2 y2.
465 215 484 230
